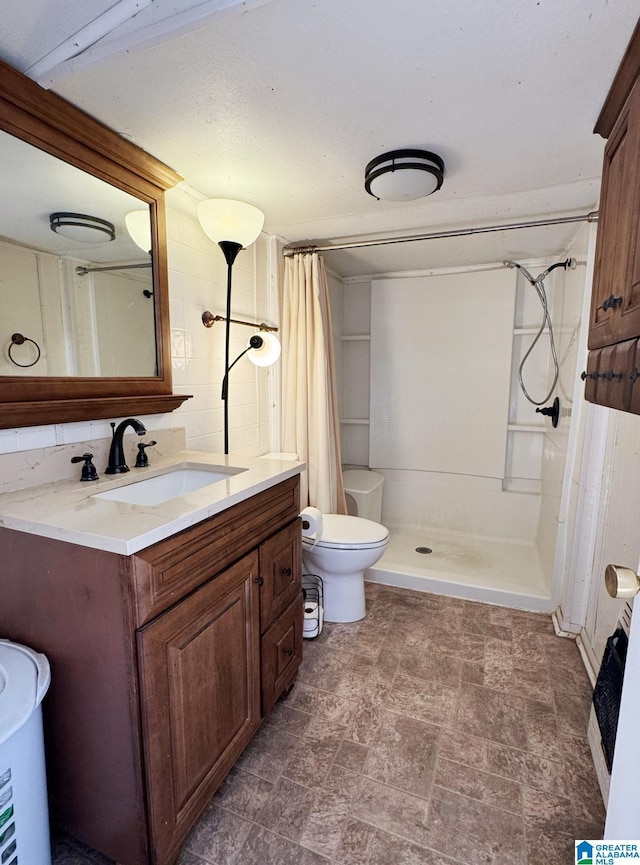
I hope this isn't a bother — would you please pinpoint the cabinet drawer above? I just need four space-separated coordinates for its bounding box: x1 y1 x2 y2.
259 519 302 632
131 476 299 626
261 593 303 716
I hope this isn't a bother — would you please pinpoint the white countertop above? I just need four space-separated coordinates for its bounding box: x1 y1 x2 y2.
0 451 304 555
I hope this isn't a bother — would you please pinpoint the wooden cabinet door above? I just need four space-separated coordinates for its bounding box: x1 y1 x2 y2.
137 552 260 865
259 519 301 633
590 78 640 349
261 594 304 715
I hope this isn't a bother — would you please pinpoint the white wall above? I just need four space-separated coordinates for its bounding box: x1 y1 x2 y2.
0 187 275 485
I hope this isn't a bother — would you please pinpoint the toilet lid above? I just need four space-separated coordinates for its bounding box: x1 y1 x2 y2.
302 513 389 550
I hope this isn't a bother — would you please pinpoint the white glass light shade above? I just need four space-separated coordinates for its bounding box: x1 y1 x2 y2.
197 199 265 247
364 149 444 201
125 209 152 252
247 332 281 367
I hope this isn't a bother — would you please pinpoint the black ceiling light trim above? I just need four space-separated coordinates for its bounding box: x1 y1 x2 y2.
364 149 445 201
50 212 116 243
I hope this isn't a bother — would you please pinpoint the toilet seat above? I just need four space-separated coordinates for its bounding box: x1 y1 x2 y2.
302 513 388 551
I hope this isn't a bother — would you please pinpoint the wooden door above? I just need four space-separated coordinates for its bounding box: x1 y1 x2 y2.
137 552 260 865
590 78 640 349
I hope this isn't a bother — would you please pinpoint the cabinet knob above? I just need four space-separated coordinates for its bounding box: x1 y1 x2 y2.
284 647 294 657
255 576 264 586
282 567 292 576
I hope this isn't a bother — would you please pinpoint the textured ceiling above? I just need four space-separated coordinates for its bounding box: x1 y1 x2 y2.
0 0 638 275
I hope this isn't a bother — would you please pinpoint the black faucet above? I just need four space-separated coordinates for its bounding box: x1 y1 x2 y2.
105 418 147 474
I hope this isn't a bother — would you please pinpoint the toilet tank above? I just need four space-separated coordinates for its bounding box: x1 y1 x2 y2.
343 470 384 522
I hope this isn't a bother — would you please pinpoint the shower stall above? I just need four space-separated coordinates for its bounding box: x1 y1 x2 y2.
326 219 596 611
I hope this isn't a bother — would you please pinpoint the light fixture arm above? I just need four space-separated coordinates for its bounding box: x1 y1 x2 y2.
220 241 243 455
201 311 278 332
221 336 264 400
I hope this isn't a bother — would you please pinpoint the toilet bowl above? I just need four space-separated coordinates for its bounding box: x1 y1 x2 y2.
302 514 389 622
302 470 388 622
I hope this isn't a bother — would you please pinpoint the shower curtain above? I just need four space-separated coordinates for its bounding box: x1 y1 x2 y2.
281 251 347 514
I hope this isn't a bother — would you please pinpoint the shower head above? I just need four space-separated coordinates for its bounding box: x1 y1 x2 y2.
503 259 520 269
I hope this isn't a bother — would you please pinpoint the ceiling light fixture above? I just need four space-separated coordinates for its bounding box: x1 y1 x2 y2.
364 149 445 201
50 212 115 244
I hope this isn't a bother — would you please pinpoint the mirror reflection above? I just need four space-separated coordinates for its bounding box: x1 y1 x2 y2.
0 130 156 377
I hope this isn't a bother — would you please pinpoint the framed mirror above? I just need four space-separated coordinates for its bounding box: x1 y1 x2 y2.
0 58 189 428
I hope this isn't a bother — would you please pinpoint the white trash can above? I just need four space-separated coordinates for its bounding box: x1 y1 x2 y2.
0 640 52 865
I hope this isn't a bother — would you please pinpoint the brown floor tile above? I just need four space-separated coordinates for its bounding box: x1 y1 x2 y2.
350 777 432 846
554 691 592 738
289 683 356 724
523 787 604 865
332 818 378 865
455 683 528 749
424 787 526 865
344 679 391 745
334 739 370 772
362 711 440 798
367 829 463 865
386 673 458 727
485 741 570 797
182 803 253 863
434 757 523 815
253 776 317 842
237 824 331 865
212 765 273 820
235 721 300 780
399 649 462 687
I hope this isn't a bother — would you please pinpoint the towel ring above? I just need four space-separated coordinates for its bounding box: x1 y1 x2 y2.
8 333 41 368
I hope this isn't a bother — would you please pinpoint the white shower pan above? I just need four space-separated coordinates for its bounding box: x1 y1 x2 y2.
367 525 551 612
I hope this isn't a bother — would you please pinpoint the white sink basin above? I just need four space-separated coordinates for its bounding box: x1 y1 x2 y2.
94 465 247 506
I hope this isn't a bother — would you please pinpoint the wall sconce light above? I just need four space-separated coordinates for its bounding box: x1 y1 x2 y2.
125 209 152 253
222 332 281 405
50 212 115 244
197 198 265 454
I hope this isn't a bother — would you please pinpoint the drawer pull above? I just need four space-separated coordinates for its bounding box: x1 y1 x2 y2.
282 567 292 576
581 370 600 381
605 370 623 381
255 576 264 586
631 368 640 383
601 294 623 311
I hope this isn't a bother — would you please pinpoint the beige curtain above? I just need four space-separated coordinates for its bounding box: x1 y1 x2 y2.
282 252 347 514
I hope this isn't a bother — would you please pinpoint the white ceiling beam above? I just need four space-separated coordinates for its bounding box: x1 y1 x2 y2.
25 0 154 84
33 0 280 89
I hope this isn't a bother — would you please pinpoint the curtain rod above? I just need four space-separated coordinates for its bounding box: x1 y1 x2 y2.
282 211 599 256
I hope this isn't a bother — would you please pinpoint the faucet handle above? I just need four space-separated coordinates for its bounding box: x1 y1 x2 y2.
135 441 157 468
71 453 99 482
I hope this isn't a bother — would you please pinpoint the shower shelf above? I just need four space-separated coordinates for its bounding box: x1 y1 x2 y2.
341 334 370 341
340 418 369 425
508 423 545 433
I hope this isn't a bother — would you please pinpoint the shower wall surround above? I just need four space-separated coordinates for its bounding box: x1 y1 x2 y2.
336 245 589 549
0 187 273 489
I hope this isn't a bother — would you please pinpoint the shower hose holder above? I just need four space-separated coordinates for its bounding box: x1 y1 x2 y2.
535 396 560 428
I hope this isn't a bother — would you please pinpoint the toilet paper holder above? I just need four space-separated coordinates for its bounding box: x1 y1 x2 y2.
302 574 324 639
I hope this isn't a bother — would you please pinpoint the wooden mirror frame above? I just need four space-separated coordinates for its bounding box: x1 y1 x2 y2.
0 59 190 428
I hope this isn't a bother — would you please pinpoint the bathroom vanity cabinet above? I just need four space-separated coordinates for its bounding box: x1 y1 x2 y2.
0 475 302 865
585 22 640 412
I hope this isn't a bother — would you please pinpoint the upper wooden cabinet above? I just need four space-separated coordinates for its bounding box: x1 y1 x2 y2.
585 18 640 411
589 77 640 350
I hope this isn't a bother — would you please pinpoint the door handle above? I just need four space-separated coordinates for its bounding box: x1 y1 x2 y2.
605 564 640 598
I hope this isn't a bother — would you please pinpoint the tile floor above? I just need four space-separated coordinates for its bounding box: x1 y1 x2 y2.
52 583 604 865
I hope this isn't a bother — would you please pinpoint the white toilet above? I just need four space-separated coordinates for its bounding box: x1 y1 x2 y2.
302 470 388 623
